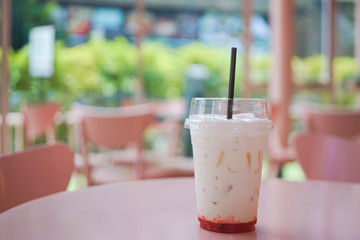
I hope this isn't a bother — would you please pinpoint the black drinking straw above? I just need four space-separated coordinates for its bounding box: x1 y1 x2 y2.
227 47 237 119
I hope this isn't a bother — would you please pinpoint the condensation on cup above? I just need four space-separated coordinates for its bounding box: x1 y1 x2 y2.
184 98 273 233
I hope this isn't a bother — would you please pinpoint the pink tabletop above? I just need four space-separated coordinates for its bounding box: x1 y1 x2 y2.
1 177 360 240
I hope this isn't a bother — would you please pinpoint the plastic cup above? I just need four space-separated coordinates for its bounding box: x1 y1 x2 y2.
184 98 272 233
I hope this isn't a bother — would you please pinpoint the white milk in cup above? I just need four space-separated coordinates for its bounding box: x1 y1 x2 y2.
184 98 272 233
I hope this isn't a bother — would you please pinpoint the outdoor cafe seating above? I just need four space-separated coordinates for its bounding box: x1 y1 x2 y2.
2 1 360 238
72 101 193 186
75 102 154 185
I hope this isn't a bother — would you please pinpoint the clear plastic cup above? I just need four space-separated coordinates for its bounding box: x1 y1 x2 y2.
184 98 272 233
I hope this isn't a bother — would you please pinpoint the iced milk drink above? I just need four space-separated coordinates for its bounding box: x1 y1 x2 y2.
185 98 272 233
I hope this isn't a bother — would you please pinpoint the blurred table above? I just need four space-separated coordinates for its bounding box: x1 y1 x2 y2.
1 178 359 240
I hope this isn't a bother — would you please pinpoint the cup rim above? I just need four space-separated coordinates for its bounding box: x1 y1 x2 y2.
191 97 268 101
184 98 272 130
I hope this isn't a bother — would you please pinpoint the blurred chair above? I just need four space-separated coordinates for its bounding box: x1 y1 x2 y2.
294 133 360 183
0 143 74 213
267 102 296 177
118 98 187 159
150 98 187 121
299 103 360 139
147 98 187 160
74 101 193 186
21 102 61 147
144 98 194 179
76 104 155 185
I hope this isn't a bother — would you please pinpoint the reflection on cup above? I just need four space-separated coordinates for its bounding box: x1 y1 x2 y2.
185 98 272 233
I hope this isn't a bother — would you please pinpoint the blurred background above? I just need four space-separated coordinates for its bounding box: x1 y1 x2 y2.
1 0 360 186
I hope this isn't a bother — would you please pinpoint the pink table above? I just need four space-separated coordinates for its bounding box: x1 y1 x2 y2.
1 177 359 240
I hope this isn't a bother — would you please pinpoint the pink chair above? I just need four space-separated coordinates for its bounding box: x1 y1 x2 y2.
267 102 295 177
21 102 61 146
150 98 187 121
300 104 360 139
118 98 187 158
74 102 193 185
0 143 74 213
294 133 360 183
147 98 187 159
77 104 155 185
143 98 194 179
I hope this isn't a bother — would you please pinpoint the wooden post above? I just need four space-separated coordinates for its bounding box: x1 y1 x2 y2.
269 0 293 148
1 0 11 153
134 0 146 103
242 0 253 97
326 0 336 103
355 0 360 66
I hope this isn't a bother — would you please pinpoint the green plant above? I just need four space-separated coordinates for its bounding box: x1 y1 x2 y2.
6 39 360 111
177 43 234 97
333 57 358 87
292 55 326 85
142 42 183 99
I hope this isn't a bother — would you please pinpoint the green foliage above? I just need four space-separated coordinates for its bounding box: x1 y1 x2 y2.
250 54 271 85
91 39 136 94
291 55 359 105
178 43 233 97
5 38 360 111
54 41 101 105
333 57 359 86
292 55 326 84
8 39 233 109
142 42 183 99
